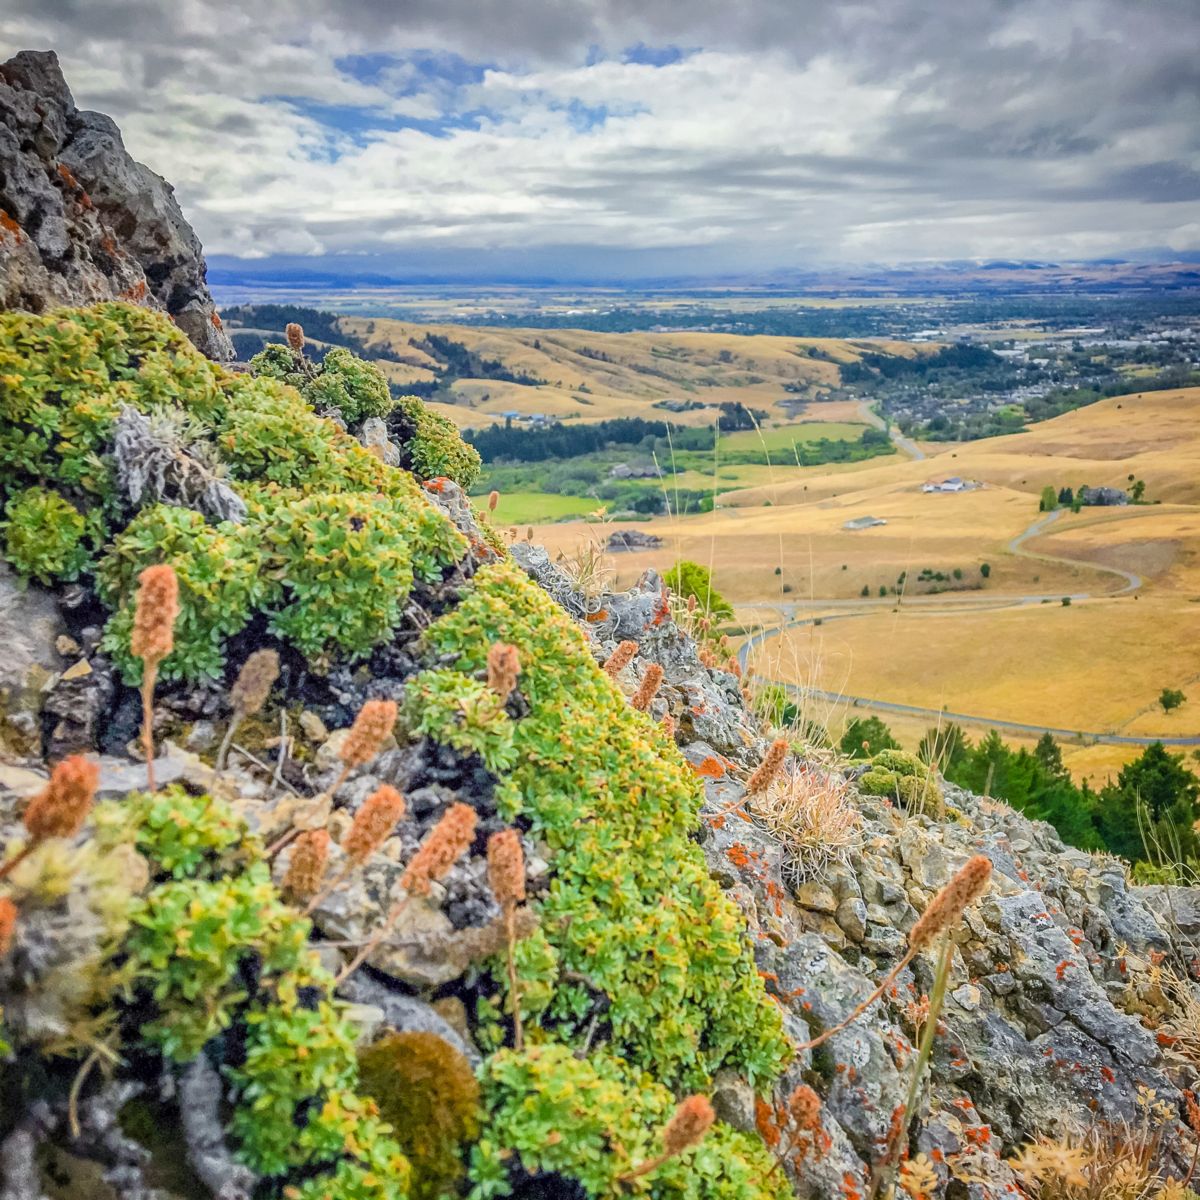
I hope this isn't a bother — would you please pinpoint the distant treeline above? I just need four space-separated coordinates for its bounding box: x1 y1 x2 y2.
468 416 673 463
841 343 1002 382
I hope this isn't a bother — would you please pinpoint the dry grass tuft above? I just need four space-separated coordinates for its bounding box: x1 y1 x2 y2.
1007 1092 1182 1200
749 763 861 883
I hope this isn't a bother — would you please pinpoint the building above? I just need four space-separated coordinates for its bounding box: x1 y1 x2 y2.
844 515 887 531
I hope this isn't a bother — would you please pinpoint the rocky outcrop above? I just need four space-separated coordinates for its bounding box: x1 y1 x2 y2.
515 553 1200 1195
0 50 231 359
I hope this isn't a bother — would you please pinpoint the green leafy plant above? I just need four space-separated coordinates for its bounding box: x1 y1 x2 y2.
469 1044 787 1200
858 748 943 813
1 486 93 583
98 505 264 682
403 669 518 773
664 560 734 619
388 395 482 489
421 561 789 1089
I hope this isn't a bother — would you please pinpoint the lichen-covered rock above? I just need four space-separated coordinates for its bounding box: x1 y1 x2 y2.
0 50 231 360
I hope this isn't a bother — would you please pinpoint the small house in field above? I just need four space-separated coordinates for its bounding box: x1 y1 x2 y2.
922 476 977 494
844 515 887 531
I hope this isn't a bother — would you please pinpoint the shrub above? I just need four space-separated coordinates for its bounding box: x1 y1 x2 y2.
1160 687 1186 713
1 486 93 583
307 346 394 425
98 505 264 682
389 395 482 489
358 1032 481 1200
421 561 789 1088
261 491 433 659
839 715 899 759
664 560 733 619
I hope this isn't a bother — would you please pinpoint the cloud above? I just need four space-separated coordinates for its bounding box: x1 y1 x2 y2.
2 0 1198 275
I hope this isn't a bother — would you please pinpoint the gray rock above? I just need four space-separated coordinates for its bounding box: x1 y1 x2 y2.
0 563 66 760
359 417 400 466
336 973 480 1065
835 897 868 942
0 50 232 360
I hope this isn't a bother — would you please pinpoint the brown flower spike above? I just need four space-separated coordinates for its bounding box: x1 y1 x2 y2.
631 663 664 711
217 648 281 769
0 897 17 957
340 699 398 770
621 1095 715 1180
487 829 526 907
1 755 99 881
487 643 521 703
602 640 638 678
286 322 305 353
488 828 528 1048
131 564 179 790
337 803 478 985
343 785 407 865
283 830 330 903
401 803 477 898
746 738 789 795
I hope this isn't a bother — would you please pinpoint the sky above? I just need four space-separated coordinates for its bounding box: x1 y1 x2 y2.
3 0 1200 281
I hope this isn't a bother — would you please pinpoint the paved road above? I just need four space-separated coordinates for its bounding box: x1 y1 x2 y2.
737 509 1192 745
857 401 926 461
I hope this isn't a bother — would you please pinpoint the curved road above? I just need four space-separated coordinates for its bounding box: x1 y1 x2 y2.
739 508 1196 747
857 401 926 461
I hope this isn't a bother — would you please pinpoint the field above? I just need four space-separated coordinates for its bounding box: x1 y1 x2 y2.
523 387 1200 784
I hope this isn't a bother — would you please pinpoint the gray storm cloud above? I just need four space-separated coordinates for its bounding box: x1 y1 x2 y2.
2 0 1198 273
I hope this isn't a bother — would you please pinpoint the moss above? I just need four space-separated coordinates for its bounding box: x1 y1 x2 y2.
420 561 790 1090
357 1031 481 1200
469 1044 788 1200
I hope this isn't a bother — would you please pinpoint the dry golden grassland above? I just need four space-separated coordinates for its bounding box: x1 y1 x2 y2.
525 387 1200 782
339 315 923 429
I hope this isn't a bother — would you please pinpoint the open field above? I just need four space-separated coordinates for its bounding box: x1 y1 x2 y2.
338 316 924 429
525 387 1200 781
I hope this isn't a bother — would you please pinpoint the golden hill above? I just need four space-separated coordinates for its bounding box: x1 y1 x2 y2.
337 316 922 429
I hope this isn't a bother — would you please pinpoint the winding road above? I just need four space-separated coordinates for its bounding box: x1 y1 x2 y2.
857 401 926 461
738 507 1196 747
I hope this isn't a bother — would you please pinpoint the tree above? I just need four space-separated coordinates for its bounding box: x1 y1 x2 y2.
1160 688 1186 713
980 562 991 578
860 584 870 597
1039 485 1058 512
1033 732 1068 781
840 716 899 759
664 560 733 618
1057 486 1074 506
1093 743 1200 865
1130 479 1146 502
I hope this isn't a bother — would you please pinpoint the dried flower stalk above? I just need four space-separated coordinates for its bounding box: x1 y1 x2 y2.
217 648 280 769
337 803 477 985
487 643 521 703
0 896 16 957
286 322 305 353
631 663 664 711
1 756 99 880
305 785 406 914
488 828 527 1049
131 564 179 790
747 738 789 794
284 830 330 904
602 640 638 677
620 1095 715 1180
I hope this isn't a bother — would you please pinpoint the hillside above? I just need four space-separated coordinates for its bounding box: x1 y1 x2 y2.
334 316 925 429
